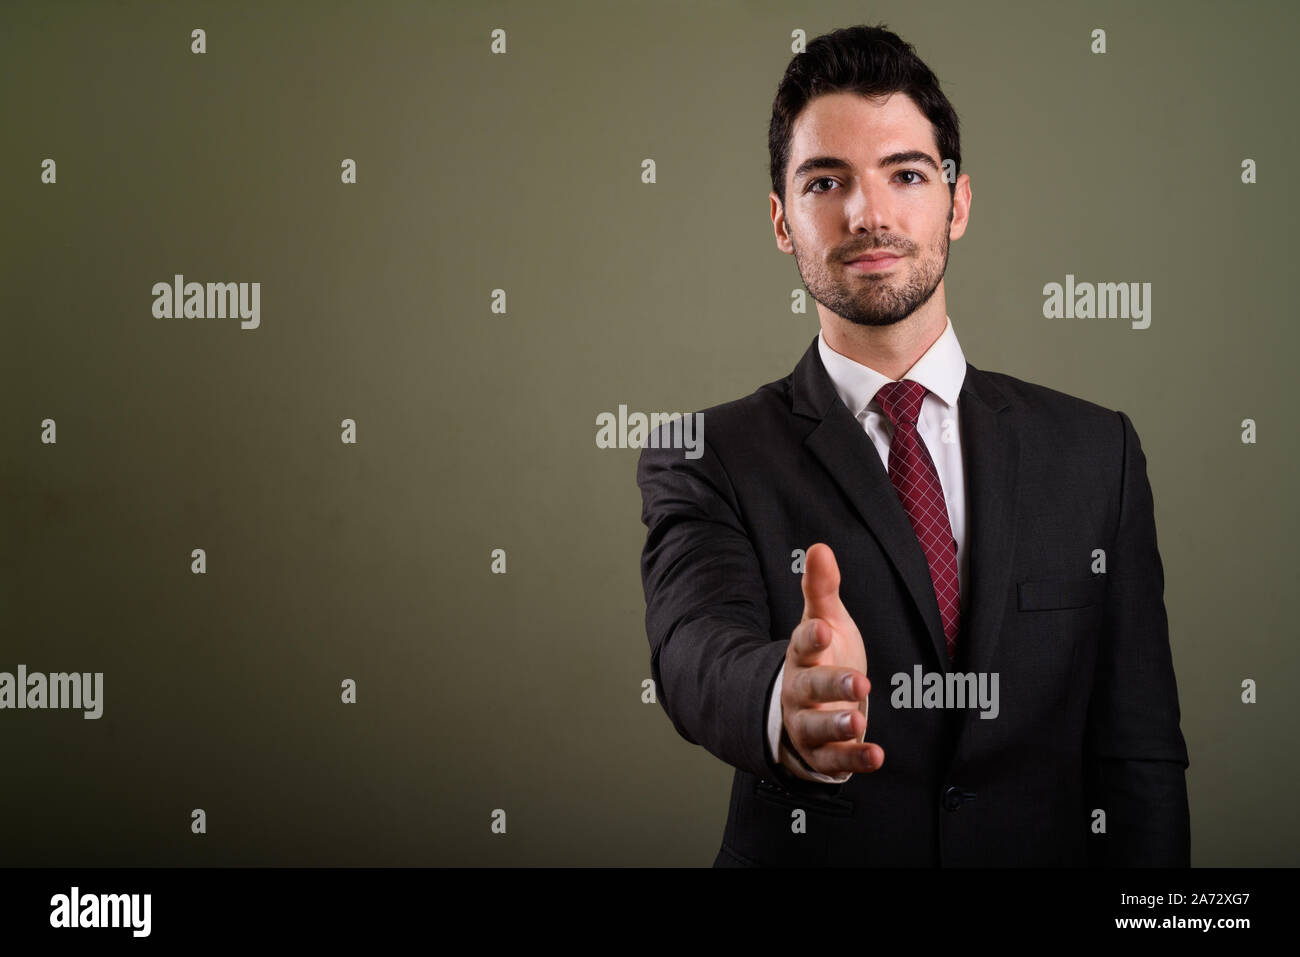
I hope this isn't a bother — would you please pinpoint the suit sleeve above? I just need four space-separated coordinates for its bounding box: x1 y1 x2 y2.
1084 410 1191 866
637 429 847 798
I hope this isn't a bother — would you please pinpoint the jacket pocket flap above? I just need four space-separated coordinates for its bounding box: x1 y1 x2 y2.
1017 576 1106 611
754 779 855 816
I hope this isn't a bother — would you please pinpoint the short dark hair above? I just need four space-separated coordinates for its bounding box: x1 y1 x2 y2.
768 24 962 207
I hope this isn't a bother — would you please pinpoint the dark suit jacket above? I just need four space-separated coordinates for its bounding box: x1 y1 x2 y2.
636 335 1190 866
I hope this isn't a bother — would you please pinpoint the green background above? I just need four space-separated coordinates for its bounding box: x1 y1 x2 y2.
1 0 1296 865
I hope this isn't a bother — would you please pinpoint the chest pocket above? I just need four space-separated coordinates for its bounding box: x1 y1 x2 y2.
1017 575 1107 611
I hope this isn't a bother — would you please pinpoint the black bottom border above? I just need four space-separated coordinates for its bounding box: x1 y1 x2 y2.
0 865 1283 942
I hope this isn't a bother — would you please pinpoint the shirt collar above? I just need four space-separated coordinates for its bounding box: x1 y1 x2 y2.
817 315 967 418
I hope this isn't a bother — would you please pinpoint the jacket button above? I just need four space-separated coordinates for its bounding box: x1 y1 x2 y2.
942 786 965 811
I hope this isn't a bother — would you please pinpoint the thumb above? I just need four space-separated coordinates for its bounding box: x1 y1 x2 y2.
800 543 852 630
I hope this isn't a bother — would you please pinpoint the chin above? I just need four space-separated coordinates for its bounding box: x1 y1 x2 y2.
843 311 912 328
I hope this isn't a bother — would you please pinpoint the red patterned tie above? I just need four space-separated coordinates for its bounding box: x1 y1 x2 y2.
874 380 960 662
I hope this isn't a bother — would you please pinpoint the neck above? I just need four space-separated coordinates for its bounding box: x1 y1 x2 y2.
819 295 947 381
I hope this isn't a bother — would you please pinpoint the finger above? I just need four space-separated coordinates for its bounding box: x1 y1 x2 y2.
806 740 886 775
790 665 870 705
792 705 864 747
789 618 830 666
800 543 854 634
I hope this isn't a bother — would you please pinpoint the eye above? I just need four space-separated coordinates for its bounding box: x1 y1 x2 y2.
807 177 837 194
896 169 927 185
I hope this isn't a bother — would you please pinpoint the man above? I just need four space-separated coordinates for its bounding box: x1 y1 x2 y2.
636 25 1189 866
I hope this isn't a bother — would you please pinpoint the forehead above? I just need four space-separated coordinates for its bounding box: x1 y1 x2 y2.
789 91 937 162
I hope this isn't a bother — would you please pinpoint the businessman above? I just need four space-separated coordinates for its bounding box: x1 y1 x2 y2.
636 25 1190 866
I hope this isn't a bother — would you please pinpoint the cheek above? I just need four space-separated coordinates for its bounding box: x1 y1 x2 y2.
799 222 838 257
899 197 945 235
806 209 840 237
919 215 949 250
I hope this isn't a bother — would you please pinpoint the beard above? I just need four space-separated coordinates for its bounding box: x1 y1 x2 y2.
791 207 951 328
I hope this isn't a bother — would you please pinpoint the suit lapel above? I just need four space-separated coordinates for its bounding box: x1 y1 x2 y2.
790 336 1019 675
956 361 1019 679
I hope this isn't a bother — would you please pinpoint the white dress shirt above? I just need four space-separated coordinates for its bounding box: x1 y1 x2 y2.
766 315 970 783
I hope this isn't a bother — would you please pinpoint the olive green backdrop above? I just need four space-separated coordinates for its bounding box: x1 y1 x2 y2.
1 0 1296 865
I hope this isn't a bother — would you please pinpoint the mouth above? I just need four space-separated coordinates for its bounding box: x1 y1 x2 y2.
845 253 904 272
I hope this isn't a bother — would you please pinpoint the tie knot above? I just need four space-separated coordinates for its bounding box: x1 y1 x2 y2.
874 379 927 427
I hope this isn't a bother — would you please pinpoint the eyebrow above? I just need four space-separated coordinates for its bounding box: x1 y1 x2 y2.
792 150 941 184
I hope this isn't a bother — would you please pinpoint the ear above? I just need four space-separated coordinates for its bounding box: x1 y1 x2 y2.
770 191 794 254
948 173 971 241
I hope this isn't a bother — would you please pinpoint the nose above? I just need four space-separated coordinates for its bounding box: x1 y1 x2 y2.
845 174 894 234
